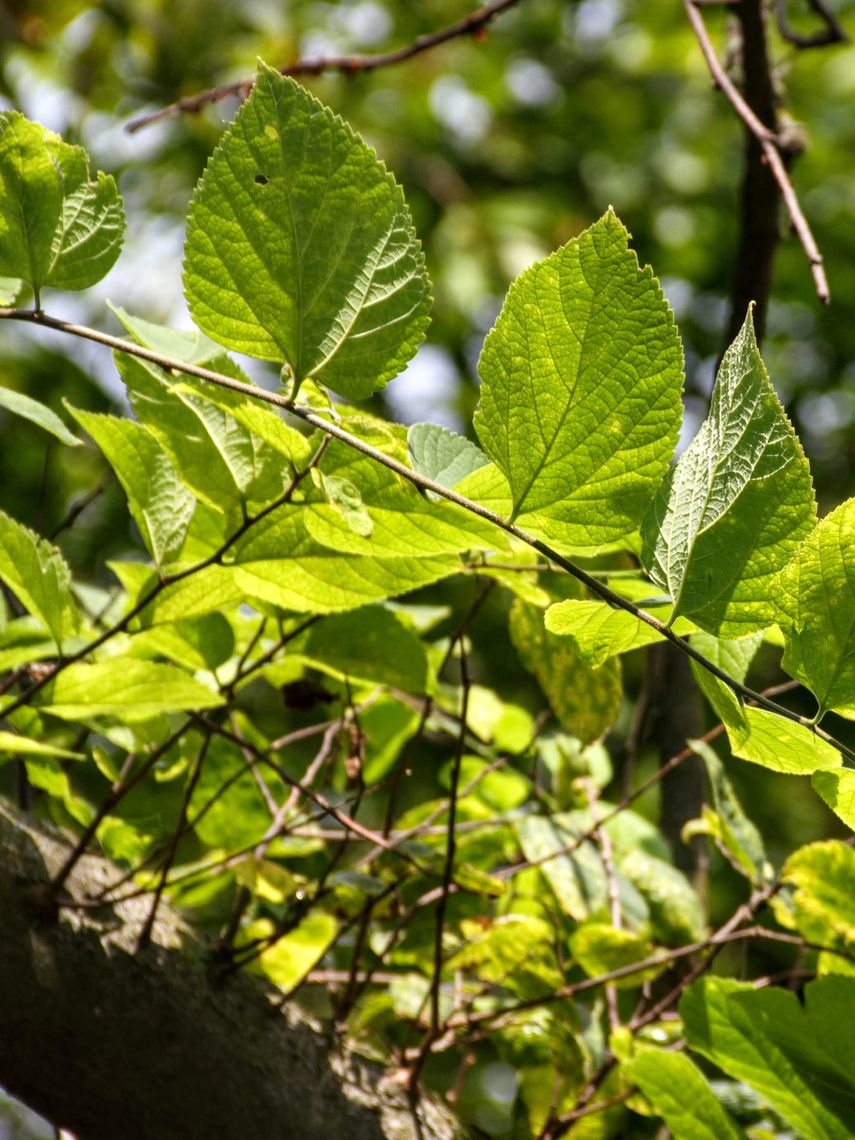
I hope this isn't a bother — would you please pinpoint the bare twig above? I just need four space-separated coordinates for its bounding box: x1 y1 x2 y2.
684 0 831 303
775 0 848 47
125 0 527 133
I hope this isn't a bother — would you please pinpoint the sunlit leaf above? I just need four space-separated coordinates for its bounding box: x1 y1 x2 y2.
642 310 815 635
184 63 430 399
474 211 683 552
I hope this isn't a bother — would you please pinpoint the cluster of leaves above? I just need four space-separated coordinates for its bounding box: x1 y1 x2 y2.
1 63 855 1139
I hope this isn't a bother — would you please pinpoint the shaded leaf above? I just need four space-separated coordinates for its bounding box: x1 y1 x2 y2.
407 422 489 501
509 598 621 744
626 1050 743 1140
688 738 767 884
681 977 855 1139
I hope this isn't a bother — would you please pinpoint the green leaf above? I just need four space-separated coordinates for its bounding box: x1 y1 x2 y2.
291 606 429 693
234 504 462 614
626 1050 743 1140
515 815 608 922
191 733 280 848
509 598 621 745
111 307 315 470
0 510 79 645
317 472 373 538
781 841 855 967
0 387 80 446
0 112 65 292
619 848 705 945
473 210 683 552
641 311 815 636
69 407 195 568
689 738 767 883
37 659 224 721
812 768 855 831
360 696 420 784
545 598 695 667
184 63 430 399
407 422 489 501
0 731 83 760
689 630 762 730
303 431 508 558
570 924 662 987
681 976 855 1139
128 613 236 672
727 707 840 775
248 912 339 991
116 354 288 516
0 275 21 304
777 498 855 718
0 112 123 298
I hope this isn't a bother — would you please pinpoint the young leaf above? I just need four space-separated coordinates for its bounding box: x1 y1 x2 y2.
37 660 223 720
69 407 195 568
184 62 431 399
0 510 79 645
0 112 124 300
290 606 429 694
625 1051 743 1140
681 977 855 1139
509 598 621 744
407 422 489 500
473 211 683 552
642 310 815 636
0 387 81 447
0 113 65 293
777 498 855 718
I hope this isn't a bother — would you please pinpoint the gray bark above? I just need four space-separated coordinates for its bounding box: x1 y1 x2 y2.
0 804 457 1140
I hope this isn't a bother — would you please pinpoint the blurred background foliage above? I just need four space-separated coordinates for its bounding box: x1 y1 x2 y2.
0 2 854 1133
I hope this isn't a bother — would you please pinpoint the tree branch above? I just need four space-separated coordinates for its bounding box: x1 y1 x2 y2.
0 804 456 1140
684 0 831 306
125 0 527 134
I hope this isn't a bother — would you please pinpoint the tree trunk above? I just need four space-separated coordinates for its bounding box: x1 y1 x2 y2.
0 804 457 1140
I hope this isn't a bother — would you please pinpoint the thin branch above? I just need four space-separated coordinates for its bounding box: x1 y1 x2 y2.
684 0 831 303
775 0 848 47
125 0 527 134
2 307 846 763
135 727 213 950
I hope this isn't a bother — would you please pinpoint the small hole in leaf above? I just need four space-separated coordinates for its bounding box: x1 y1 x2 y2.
254 173 269 186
